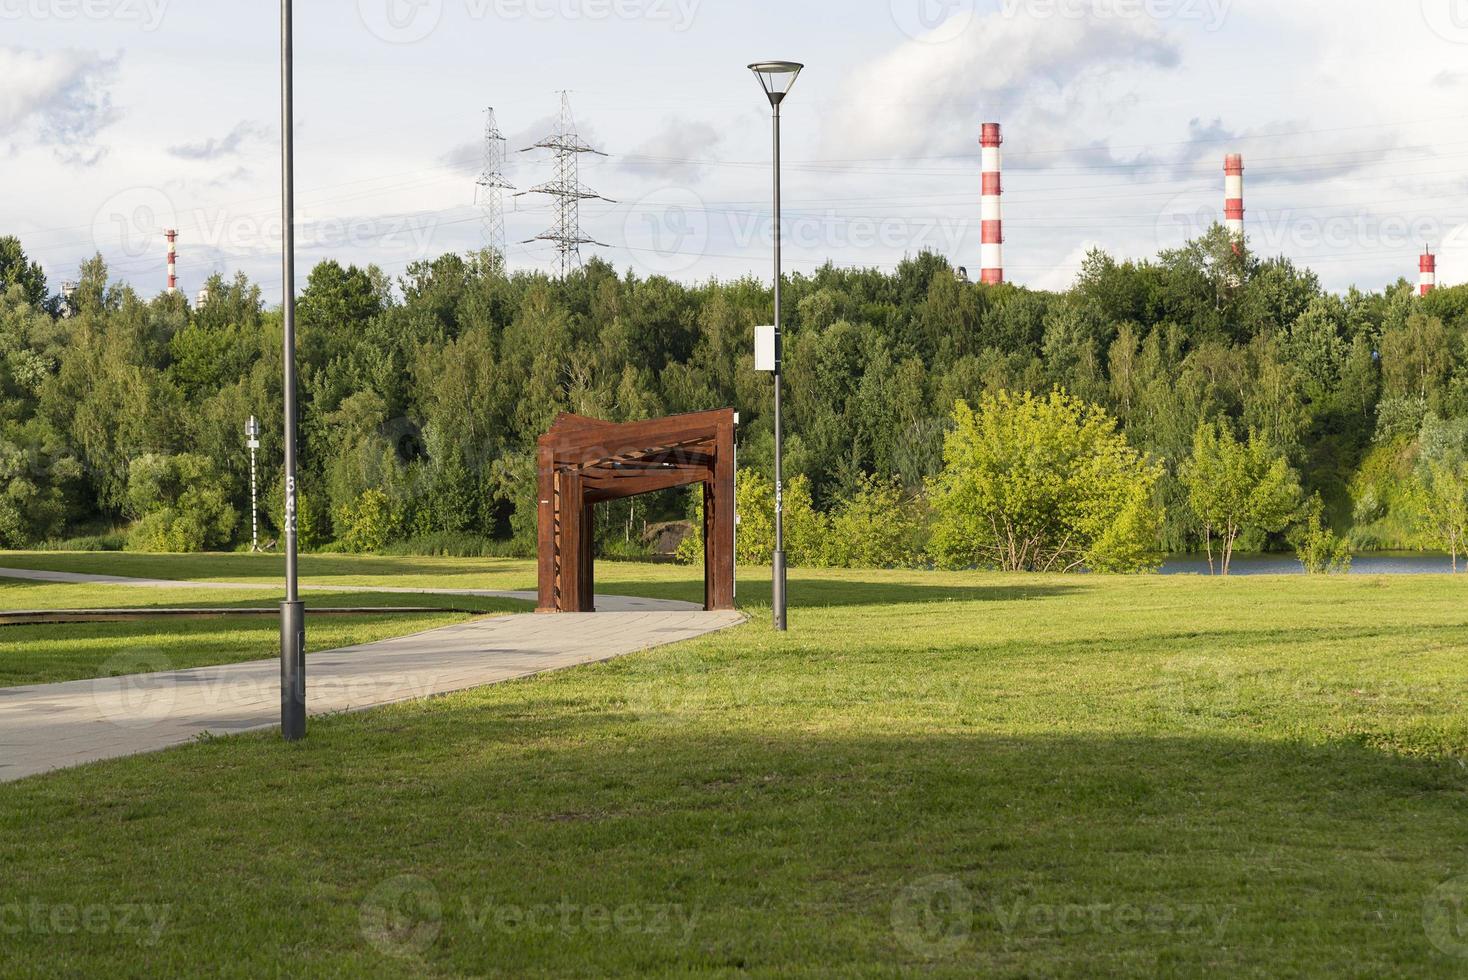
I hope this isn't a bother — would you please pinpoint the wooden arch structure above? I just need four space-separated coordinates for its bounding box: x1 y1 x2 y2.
536 409 736 613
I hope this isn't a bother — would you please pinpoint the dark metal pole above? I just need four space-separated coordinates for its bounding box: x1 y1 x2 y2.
280 0 305 740
771 102 787 632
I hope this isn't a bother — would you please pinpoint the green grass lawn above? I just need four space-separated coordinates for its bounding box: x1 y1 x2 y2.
0 571 533 686
1 561 1466 975
0 548 705 600
0 612 481 688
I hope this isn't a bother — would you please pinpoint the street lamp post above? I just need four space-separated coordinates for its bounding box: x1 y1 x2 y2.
748 60 802 632
246 416 261 553
280 0 305 740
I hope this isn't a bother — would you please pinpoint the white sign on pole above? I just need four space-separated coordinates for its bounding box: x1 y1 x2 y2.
754 324 777 372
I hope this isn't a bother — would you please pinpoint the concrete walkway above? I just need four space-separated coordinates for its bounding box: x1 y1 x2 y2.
0 568 744 782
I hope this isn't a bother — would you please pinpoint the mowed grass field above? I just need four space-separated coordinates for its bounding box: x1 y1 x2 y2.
0 571 531 686
1 554 1467 976
0 550 699 599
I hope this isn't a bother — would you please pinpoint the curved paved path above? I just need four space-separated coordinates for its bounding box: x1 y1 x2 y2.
0 567 743 782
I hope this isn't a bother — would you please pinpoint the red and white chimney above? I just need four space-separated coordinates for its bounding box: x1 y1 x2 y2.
165 229 178 295
980 122 1003 285
1224 154 1244 246
1420 246 1437 296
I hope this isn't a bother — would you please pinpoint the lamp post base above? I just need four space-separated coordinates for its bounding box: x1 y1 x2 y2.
773 550 787 631
280 600 305 740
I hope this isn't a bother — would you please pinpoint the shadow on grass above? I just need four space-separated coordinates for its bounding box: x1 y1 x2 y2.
1 717 1463 976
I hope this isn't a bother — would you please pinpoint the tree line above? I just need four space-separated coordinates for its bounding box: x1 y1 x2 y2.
2 225 1467 571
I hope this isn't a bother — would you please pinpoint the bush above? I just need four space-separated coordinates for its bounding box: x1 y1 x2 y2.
0 445 68 548
39 531 126 552
1293 496 1352 574
265 479 330 550
124 453 237 553
599 537 655 562
333 488 402 553
677 471 927 569
825 475 927 568
680 471 831 567
379 532 528 559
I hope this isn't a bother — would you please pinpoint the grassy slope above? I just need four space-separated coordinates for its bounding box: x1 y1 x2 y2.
1 566 1467 976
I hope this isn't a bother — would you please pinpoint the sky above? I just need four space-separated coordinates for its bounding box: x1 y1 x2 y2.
5 0 1468 303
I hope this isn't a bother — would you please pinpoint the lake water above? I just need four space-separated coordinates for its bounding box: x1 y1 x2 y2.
1160 552 1462 576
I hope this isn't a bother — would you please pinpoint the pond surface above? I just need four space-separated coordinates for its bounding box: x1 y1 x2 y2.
1160 552 1462 575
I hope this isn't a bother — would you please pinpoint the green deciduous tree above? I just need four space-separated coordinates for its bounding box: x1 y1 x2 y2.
1410 461 1468 571
928 390 1163 573
1180 421 1302 575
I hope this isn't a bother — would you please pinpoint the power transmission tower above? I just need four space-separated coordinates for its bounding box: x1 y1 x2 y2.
474 107 514 260
517 91 612 278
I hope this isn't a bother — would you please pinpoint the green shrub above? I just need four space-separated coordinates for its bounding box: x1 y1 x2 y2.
333 488 402 553
379 533 528 559
0 446 68 548
39 531 126 552
265 481 329 551
124 453 237 553
825 475 927 568
599 537 655 562
680 471 830 567
1293 496 1352 574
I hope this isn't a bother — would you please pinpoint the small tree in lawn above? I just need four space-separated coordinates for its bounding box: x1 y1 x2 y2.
1410 461 1468 571
1181 420 1301 575
1292 494 1352 574
928 389 1163 573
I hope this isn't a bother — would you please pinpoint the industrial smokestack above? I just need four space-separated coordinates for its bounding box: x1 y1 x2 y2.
1224 154 1245 246
980 122 1003 285
165 229 178 295
1420 245 1437 296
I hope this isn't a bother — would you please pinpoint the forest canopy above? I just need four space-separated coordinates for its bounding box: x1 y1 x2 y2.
2 225 1467 569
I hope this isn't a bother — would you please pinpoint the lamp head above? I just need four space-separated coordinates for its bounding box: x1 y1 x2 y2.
748 61 803 106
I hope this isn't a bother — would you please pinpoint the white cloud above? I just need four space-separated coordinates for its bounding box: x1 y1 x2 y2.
619 118 723 179
1030 241 1099 292
0 46 120 166
168 120 269 161
820 10 1180 165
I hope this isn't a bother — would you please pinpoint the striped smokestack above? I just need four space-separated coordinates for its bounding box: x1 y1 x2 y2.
165 229 178 295
1224 154 1245 246
980 122 1003 285
1420 245 1437 296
